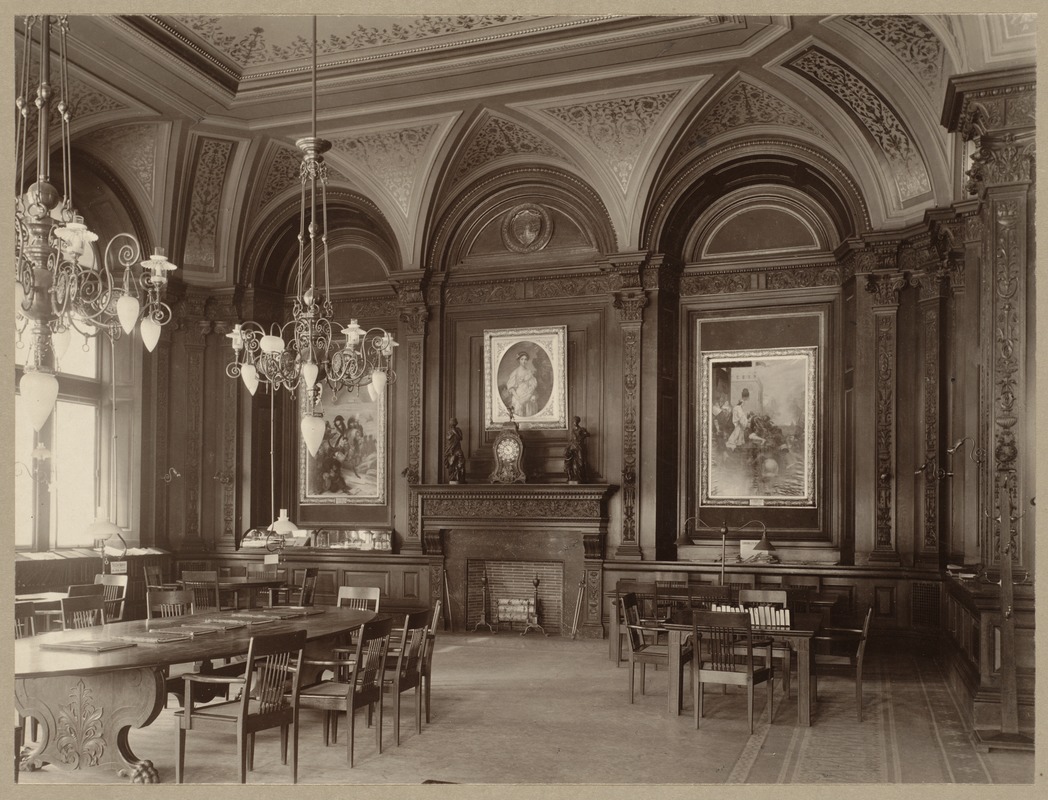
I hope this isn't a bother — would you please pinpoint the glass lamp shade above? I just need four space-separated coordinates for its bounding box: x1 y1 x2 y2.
370 369 387 395
52 326 72 361
20 369 60 431
240 363 259 395
301 361 319 389
85 513 122 541
116 294 141 334
300 413 326 457
341 320 363 347
366 382 378 402
268 508 299 535
260 334 285 354
140 316 162 352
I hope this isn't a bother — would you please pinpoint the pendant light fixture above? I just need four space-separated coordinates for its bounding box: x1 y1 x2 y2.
225 16 396 455
15 17 176 432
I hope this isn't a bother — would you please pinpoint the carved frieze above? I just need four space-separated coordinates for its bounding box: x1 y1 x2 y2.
765 266 841 290
445 282 525 306
531 274 614 299
330 296 398 320
679 273 752 295
786 47 931 202
424 496 603 519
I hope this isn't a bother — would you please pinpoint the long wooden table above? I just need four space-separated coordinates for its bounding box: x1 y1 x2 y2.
178 576 287 608
14 606 376 782
661 611 823 726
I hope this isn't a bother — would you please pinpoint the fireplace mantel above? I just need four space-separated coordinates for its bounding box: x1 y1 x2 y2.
412 483 617 638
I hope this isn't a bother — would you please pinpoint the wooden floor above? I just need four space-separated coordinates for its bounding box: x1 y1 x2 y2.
16 631 1035 789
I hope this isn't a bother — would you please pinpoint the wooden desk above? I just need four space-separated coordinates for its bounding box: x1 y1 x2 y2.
177 576 286 608
14 607 375 782
661 611 823 726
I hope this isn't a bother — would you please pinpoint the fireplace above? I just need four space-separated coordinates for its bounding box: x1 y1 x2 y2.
413 484 615 638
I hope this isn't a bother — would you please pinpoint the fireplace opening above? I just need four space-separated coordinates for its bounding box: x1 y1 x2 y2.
466 560 563 635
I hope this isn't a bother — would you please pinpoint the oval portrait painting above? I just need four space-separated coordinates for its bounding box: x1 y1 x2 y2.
496 341 554 419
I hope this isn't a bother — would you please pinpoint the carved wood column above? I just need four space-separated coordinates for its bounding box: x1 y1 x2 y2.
143 313 173 550
609 254 647 560
943 67 1035 570
864 268 906 564
212 320 239 547
397 277 429 554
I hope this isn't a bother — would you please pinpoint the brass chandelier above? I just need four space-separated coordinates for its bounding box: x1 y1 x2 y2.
15 15 176 432
225 16 397 462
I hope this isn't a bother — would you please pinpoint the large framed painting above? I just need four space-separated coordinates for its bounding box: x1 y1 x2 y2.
298 386 386 505
700 346 817 507
484 325 567 430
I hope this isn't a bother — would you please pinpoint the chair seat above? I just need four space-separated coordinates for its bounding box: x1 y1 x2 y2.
300 681 353 699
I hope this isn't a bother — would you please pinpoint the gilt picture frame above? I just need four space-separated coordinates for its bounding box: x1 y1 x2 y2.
700 346 817 507
298 386 386 505
483 325 567 430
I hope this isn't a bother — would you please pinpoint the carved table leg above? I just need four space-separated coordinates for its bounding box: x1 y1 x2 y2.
15 667 165 782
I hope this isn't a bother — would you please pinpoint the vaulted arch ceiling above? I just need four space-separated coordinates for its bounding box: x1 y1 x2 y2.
36 13 1035 285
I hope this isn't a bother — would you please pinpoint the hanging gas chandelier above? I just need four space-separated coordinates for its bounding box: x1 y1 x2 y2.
226 16 397 462
15 15 177 433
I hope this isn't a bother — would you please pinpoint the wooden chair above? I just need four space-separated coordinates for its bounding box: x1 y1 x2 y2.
36 583 104 630
246 564 278 607
691 610 774 733
420 599 443 724
382 610 429 746
336 585 381 612
147 589 196 621
298 616 393 767
176 560 211 579
654 580 690 620
60 594 106 630
738 589 792 696
15 602 36 639
269 567 319 607
174 629 306 784
143 563 179 591
727 574 756 591
182 570 238 611
621 592 691 704
813 607 873 722
94 573 129 622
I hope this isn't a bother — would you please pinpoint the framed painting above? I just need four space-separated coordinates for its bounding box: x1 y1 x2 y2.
298 386 386 505
699 346 817 507
484 325 567 430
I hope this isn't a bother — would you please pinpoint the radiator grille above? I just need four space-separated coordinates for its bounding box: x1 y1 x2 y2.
911 581 940 629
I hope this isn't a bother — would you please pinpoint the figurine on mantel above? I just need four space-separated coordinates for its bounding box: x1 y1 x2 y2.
564 416 589 484
444 417 465 484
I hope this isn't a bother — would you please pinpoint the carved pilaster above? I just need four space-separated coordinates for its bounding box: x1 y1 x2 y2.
912 269 947 563
613 289 646 559
213 321 238 544
397 278 428 553
865 273 905 563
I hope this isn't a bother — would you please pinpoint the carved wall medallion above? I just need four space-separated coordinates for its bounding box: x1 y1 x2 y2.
501 203 553 253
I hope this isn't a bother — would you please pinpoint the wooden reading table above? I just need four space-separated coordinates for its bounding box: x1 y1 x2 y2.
14 606 376 782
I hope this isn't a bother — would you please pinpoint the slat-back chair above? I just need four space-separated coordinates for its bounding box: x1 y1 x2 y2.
60 594 106 630
270 567 319 607
737 589 792 696
246 564 278 606
383 610 430 746
298 616 394 767
15 602 36 639
182 570 237 612
336 585 381 612
691 610 774 733
175 629 307 784
94 573 129 622
654 580 691 620
813 607 873 721
143 563 179 591
176 560 211 579
147 589 196 621
420 599 443 724
621 592 691 704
